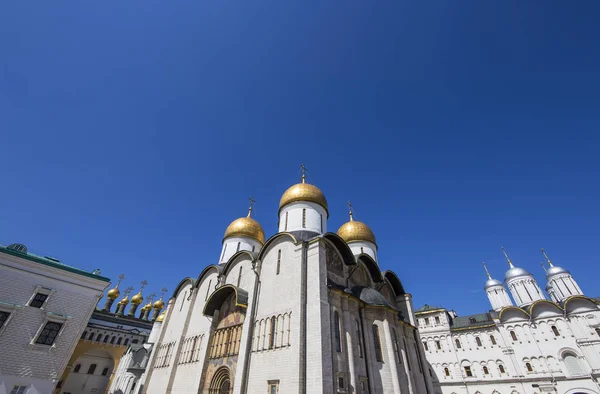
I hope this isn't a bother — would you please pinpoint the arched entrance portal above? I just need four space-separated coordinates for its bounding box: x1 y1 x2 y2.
209 367 232 394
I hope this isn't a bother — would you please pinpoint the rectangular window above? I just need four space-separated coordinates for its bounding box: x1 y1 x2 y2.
334 312 341 353
424 317 429 326
284 212 288 231
392 328 402 363
0 311 10 329
29 293 49 308
276 250 281 275
356 320 363 358
338 376 345 389
268 380 279 394
10 386 28 394
360 379 368 393
320 214 323 233
464 366 472 377
435 341 441 350
372 324 383 362
35 321 63 345
435 316 440 324
423 342 428 351
403 338 411 371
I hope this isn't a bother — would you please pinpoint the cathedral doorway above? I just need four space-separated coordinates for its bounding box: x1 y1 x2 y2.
209 367 232 394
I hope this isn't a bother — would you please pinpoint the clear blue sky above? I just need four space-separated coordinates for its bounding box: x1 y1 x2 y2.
1 1 599 315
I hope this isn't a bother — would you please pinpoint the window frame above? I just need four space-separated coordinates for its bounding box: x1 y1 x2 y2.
30 314 69 349
9 386 29 394
27 286 55 310
464 366 473 377
267 380 280 394
334 311 342 353
0 303 19 336
372 324 384 362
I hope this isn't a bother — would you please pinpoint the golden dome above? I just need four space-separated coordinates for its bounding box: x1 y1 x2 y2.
107 286 120 300
131 292 144 305
223 210 265 244
118 295 129 305
156 311 166 322
153 298 165 310
279 178 328 215
337 214 376 246
141 302 152 312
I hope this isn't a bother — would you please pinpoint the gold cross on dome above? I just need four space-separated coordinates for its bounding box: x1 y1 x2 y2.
116 274 125 287
248 196 256 217
346 201 354 220
124 286 134 297
140 280 148 292
300 164 307 183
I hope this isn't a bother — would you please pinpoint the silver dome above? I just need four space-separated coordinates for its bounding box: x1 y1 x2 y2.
546 265 569 279
505 266 532 281
484 278 503 290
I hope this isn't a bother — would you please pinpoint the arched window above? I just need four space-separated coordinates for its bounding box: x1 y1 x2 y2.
469 317 476 324
510 331 517 341
269 317 276 349
455 338 461 349
596 328 600 337
81 331 87 340
103 335 109 343
334 312 341 353
89 333 95 341
498 364 505 374
563 352 584 376
475 337 482 347
87 364 97 374
483 366 489 375
117 337 122 345
444 367 450 376
110 336 116 344
124 338 129 346
73 364 81 373
435 340 441 350
551 325 560 337
102 367 109 376
423 342 428 351
372 324 383 362
490 335 496 345
525 362 533 372
96 334 102 342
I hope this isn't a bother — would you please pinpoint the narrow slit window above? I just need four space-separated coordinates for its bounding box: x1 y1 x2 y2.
237 266 243 287
423 342 428 351
455 338 461 349
236 242 241 252
284 212 289 231
525 362 533 372
483 366 489 375
551 325 560 336
510 331 518 341
302 209 306 228
444 367 450 376
372 324 383 362
490 335 496 345
334 311 341 352
435 341 441 350
356 320 363 358
276 250 281 275
269 317 276 349
498 364 505 374
475 337 482 347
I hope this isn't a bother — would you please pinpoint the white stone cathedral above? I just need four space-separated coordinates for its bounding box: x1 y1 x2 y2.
416 249 600 394
133 173 434 394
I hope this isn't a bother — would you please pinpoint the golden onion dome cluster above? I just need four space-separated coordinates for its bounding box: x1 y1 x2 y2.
107 286 120 300
131 291 144 305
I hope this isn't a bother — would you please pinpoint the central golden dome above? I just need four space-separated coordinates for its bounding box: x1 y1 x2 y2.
279 178 328 215
223 210 265 244
107 286 120 300
337 215 377 245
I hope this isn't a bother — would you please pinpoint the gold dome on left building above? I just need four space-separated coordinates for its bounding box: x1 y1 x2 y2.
107 286 120 300
223 204 265 244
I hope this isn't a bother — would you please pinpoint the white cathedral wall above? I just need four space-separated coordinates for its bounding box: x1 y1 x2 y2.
168 270 218 394
348 241 377 262
145 282 194 394
278 202 327 233
246 238 303 394
219 237 261 264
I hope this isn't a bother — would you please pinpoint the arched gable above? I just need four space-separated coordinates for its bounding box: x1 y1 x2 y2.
384 270 406 295
498 306 530 322
195 265 221 289
563 295 598 315
528 300 563 319
203 284 249 316
172 277 196 299
221 250 255 276
257 232 297 261
357 254 383 282
322 233 356 266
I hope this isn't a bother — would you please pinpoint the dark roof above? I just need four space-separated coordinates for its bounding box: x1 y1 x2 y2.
415 304 445 313
0 244 110 282
91 310 154 330
450 313 494 330
350 286 392 308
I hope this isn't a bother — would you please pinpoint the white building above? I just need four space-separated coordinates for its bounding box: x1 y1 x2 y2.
416 249 600 394
0 242 110 394
139 172 434 394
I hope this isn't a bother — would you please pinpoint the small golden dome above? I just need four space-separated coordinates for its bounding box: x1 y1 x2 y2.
131 292 144 305
107 286 120 300
223 212 265 244
153 298 164 310
156 311 166 322
279 178 328 215
118 295 129 305
141 302 152 312
337 215 376 246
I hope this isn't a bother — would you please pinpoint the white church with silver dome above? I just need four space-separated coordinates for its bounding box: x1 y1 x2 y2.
417 248 600 394
132 169 434 394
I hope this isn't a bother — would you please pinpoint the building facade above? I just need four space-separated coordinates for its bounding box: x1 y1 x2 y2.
140 173 434 394
0 242 110 394
417 250 600 394
56 280 160 394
